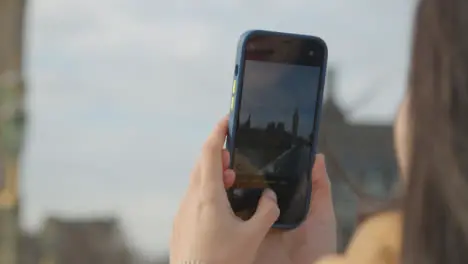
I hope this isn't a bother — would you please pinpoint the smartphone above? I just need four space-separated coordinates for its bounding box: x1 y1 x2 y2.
226 30 328 229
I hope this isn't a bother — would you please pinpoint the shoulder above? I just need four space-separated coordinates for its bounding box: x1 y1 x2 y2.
315 211 402 264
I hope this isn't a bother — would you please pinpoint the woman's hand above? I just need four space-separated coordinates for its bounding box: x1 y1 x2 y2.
170 116 280 264
252 154 337 264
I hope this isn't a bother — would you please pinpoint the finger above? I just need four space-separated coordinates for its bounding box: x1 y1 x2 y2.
309 154 334 215
223 169 236 189
191 146 229 189
222 149 230 171
247 189 280 237
204 115 229 152
312 154 331 192
199 116 229 191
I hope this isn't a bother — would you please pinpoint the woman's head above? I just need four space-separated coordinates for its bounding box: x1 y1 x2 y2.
394 0 468 263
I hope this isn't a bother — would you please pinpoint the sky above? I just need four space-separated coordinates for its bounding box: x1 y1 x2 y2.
22 0 416 258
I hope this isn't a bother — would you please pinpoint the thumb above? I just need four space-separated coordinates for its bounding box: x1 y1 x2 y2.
247 189 280 236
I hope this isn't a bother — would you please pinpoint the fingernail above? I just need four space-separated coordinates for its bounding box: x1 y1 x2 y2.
316 153 325 162
264 189 277 202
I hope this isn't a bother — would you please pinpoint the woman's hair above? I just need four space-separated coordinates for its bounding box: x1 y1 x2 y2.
402 0 468 263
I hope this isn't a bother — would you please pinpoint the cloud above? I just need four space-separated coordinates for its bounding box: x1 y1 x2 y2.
21 0 415 256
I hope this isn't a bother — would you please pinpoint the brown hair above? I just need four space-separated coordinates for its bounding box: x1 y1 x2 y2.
402 0 468 263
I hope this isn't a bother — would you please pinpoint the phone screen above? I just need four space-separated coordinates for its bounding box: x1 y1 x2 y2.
228 33 326 226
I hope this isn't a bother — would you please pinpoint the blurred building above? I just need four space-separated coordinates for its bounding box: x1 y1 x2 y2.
318 68 398 251
0 0 27 264
19 217 133 264
148 256 169 264
19 233 41 264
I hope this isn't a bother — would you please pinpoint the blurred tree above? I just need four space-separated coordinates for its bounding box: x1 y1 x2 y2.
0 0 27 263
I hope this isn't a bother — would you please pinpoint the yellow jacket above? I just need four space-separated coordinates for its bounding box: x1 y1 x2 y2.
317 211 402 264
